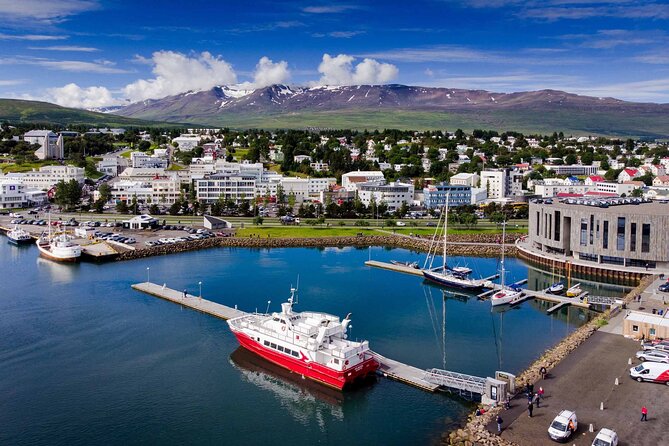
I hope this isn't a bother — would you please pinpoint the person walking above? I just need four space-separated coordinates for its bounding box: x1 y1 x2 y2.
641 406 648 421
538 386 545 400
534 392 541 408
496 415 503 433
540 366 547 380
527 401 534 417
183 289 187 299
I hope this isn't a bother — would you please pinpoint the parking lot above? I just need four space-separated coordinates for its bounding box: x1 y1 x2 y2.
497 331 668 446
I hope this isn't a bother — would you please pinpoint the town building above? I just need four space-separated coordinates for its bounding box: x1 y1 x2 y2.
23 130 64 160
544 164 598 176
21 165 85 190
480 169 523 199
130 151 168 169
423 184 472 209
342 170 385 191
618 168 641 183
172 134 201 151
357 181 414 212
96 155 128 177
449 172 479 187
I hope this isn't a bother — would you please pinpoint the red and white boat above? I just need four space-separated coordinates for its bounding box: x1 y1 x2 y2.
227 288 379 390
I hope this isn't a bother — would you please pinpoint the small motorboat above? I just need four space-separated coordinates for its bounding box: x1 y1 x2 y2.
390 260 419 269
547 282 565 294
566 283 582 297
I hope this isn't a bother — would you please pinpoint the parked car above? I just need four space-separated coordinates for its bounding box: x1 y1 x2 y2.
396 221 406 227
630 361 669 384
548 410 577 442
636 349 669 363
592 428 618 446
658 283 669 292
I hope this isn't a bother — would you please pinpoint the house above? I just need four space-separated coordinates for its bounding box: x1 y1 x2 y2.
584 175 605 186
203 215 233 231
650 164 666 177
449 172 479 187
618 168 640 183
652 175 669 187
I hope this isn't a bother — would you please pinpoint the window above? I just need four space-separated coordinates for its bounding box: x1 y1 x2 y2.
554 211 561 242
333 358 340 364
642 223 650 253
632 325 639 332
650 328 656 336
630 223 637 252
264 340 270 346
580 218 587 246
548 214 552 240
589 215 594 244
536 212 540 236
278 345 284 352
270 343 277 349
603 221 609 249
292 351 299 358
616 217 625 251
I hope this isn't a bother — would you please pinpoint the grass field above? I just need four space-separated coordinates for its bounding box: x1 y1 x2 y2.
1 160 59 173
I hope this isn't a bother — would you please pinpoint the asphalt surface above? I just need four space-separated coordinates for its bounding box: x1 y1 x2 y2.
491 331 667 446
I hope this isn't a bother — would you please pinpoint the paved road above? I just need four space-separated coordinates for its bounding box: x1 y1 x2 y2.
494 331 667 446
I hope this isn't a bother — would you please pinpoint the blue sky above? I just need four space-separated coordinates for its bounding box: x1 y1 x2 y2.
1 0 669 107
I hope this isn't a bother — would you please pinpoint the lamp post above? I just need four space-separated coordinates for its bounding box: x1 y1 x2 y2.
146 267 150 284
198 281 202 299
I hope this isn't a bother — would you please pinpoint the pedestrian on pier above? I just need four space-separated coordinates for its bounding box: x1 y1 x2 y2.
527 401 533 418
183 289 187 299
496 415 503 433
538 386 544 400
533 393 540 408
540 366 547 380
641 406 648 421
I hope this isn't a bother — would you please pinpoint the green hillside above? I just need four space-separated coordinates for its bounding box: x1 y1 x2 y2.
0 99 180 127
198 108 669 138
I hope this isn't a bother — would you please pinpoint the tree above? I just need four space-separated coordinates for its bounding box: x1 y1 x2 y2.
631 188 644 197
54 179 82 211
253 216 264 225
490 212 506 225
98 183 111 202
460 213 478 228
116 200 128 214
130 195 139 215
149 204 160 215
168 201 181 215
93 199 105 213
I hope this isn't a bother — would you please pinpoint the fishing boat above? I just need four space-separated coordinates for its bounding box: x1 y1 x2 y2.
490 223 524 307
227 286 378 390
36 213 82 262
422 196 486 290
6 225 32 245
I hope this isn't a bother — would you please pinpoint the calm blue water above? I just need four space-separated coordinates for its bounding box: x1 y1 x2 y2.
0 242 627 445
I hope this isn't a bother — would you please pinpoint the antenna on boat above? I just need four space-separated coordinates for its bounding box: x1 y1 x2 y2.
265 300 271 314
290 274 300 305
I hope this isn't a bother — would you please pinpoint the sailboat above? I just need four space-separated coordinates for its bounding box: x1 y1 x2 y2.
564 260 582 297
547 260 564 294
490 223 524 307
422 195 486 290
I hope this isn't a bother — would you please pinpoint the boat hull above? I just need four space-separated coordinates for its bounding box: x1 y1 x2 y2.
37 243 80 262
490 290 524 306
8 237 32 246
231 330 378 390
423 270 484 290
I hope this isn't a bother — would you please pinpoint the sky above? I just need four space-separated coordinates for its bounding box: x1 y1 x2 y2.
1 0 669 107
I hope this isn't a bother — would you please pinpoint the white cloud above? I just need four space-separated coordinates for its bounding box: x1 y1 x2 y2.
245 56 291 88
47 83 121 108
0 0 99 23
0 79 25 86
303 5 358 13
0 33 67 41
123 51 237 101
36 59 128 73
28 45 99 52
313 54 398 86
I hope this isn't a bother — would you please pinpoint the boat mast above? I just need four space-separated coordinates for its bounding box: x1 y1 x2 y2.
442 193 449 273
500 221 506 287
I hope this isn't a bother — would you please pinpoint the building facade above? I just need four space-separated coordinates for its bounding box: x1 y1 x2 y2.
423 183 472 209
22 165 85 190
342 170 385 191
357 181 414 211
544 164 599 176
528 200 669 269
24 130 64 160
480 169 523 199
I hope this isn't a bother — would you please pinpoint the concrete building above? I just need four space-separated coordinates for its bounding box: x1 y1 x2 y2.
544 164 598 176
196 172 257 203
0 177 27 209
480 169 523 199
423 183 472 209
130 151 168 169
97 155 128 177
21 165 85 190
342 170 385 191
449 172 479 187
528 199 669 270
23 130 64 160
172 134 201 151
357 181 414 212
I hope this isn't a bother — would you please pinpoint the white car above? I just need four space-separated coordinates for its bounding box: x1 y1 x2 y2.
636 349 669 363
548 410 577 442
592 428 618 446
396 221 406 226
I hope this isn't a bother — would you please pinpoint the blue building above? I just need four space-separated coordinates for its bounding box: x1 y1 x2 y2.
423 183 472 209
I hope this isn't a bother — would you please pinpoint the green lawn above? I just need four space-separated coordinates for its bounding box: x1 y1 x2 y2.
167 163 185 171
236 226 379 238
1 160 59 173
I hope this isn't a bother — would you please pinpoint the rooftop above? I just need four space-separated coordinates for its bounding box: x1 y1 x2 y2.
535 197 669 216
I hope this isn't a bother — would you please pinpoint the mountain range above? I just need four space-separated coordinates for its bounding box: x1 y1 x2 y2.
112 84 669 138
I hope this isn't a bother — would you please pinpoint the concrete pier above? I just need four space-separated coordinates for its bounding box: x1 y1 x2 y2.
364 260 425 276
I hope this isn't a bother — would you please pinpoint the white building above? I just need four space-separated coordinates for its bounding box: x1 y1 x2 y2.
342 170 385 191
480 169 522 199
22 165 85 190
172 134 201 151
23 130 64 160
0 177 27 209
357 181 414 212
118 167 168 182
450 172 479 187
110 180 153 203
97 155 128 177
130 151 168 169
544 164 598 176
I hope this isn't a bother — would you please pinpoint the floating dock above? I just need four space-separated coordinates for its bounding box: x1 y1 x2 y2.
370 351 439 392
478 282 591 309
364 260 425 276
131 282 247 320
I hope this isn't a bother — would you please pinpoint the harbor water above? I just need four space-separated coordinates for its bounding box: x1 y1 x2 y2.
0 242 629 445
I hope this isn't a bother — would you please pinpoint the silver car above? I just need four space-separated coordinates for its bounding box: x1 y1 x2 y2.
636 349 669 363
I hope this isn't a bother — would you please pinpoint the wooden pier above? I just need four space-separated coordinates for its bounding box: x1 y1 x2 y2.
131 282 247 320
478 282 591 309
370 351 439 392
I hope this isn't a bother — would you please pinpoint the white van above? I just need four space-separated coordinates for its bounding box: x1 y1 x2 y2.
630 361 669 384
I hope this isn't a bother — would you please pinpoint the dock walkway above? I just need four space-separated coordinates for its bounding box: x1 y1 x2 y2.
370 351 439 392
131 282 247 320
364 260 425 276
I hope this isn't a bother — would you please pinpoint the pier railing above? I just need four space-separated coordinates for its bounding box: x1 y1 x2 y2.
423 368 486 394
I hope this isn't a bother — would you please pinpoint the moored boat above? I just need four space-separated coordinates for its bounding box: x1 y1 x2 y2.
547 282 565 294
490 223 524 307
227 287 378 390
6 225 33 245
36 233 82 262
566 283 582 297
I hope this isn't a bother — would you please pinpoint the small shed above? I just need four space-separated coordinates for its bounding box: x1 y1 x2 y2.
203 215 232 230
623 310 669 340
123 214 159 230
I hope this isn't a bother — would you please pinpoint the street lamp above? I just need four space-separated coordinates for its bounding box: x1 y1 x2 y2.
146 267 150 284
198 281 202 299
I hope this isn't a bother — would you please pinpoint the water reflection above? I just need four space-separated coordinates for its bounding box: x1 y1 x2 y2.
229 347 374 429
35 256 80 284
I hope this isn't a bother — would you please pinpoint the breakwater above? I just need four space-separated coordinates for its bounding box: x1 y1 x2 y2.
444 274 656 446
116 234 517 262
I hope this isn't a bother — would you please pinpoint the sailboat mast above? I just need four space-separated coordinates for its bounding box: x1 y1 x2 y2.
500 221 506 287
442 194 449 273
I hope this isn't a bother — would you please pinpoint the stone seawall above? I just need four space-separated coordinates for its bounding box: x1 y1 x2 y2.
116 234 517 261
444 274 656 446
